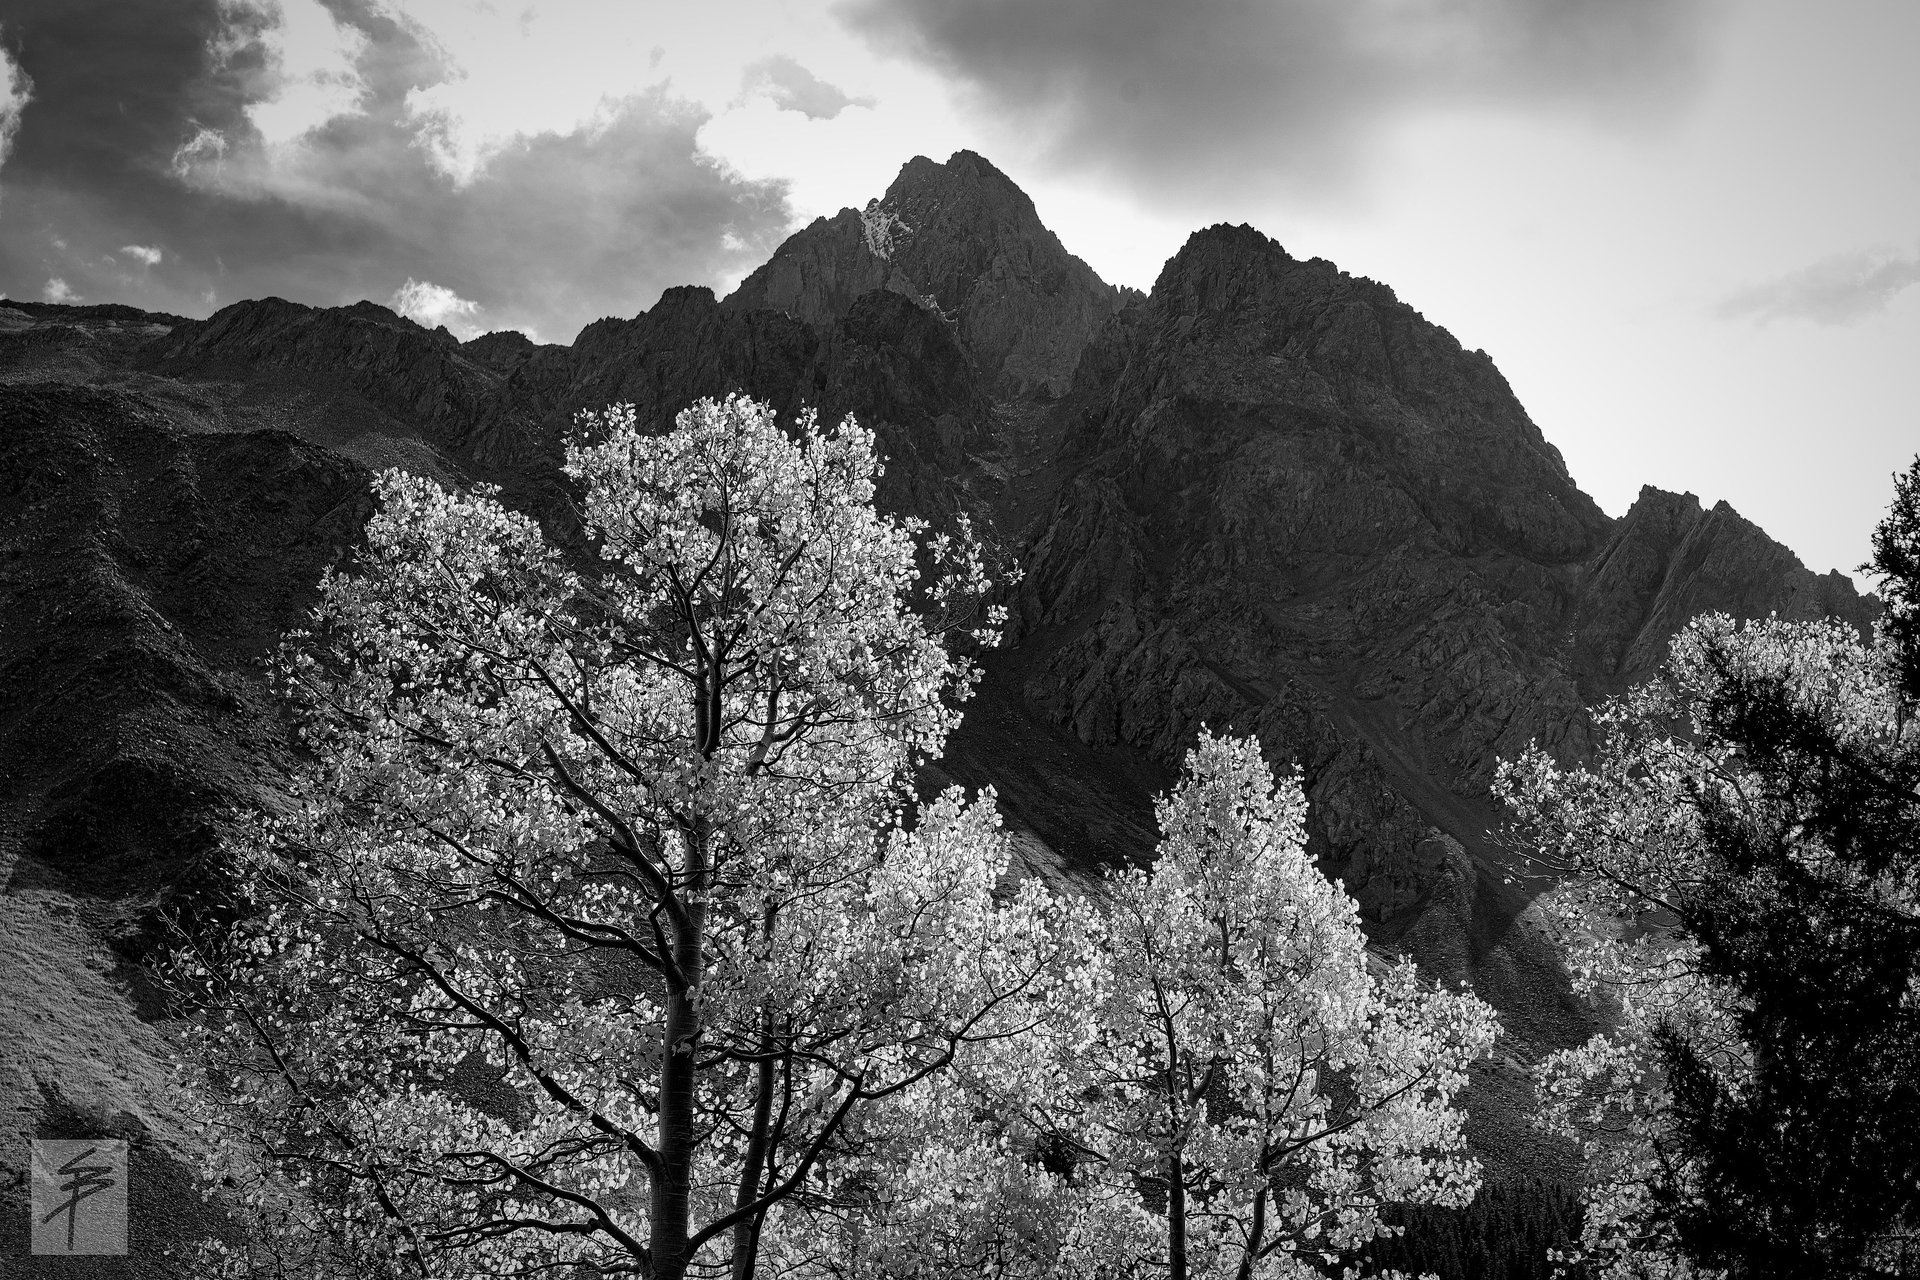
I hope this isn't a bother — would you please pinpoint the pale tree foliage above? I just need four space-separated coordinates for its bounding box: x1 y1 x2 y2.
1037 731 1498 1280
1498 613 1916 1279
750 731 1500 1280
174 395 1090 1280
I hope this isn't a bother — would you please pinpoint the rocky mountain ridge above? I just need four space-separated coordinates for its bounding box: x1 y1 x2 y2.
0 151 1873 1268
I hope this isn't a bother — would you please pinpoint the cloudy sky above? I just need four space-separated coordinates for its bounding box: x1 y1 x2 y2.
1 0 1915 582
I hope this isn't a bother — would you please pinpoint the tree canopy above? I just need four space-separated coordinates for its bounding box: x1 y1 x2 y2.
177 395 1085 1280
1063 730 1498 1280
175 394 1501 1280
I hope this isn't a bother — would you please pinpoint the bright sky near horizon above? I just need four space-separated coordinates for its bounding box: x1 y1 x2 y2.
1 0 1915 582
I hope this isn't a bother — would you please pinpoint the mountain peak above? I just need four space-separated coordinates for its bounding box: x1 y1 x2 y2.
725 151 1124 399
342 298 420 331
1142 224 1296 315
1171 222 1294 265
882 150 1038 223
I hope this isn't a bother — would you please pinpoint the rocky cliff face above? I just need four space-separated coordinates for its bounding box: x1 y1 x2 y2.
944 219 1874 1061
942 228 1604 1056
1574 484 1872 685
0 153 1876 1231
97 280 995 525
725 150 1130 399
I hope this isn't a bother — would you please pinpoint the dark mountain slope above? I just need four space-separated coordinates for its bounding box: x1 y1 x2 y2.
135 296 539 475
983 226 1610 891
516 285 995 520
127 284 995 530
1 380 372 938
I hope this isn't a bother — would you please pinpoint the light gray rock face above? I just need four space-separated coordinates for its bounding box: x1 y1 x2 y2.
725 150 1129 399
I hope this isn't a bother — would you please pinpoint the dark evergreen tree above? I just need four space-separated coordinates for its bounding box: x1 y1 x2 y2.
1650 460 1920 1276
1506 458 1920 1278
1872 457 1920 702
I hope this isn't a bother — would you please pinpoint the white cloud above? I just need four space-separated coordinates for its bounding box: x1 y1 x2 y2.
393 0 679 184
179 0 925 254
120 244 163 266
390 277 482 337
739 55 873 120
1718 248 1920 326
43 277 78 304
0 35 31 172
151 0 794 345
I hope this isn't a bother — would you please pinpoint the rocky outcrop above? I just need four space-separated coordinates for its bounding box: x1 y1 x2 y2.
1574 485 1876 685
477 284 996 525
84 283 997 530
1005 224 1611 789
460 329 548 377
725 150 1128 399
0 299 181 384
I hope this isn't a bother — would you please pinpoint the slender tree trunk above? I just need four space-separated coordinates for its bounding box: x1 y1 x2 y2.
728 1043 775 1280
652 813 710 1280
652 986 699 1280
730 914 779 1280
1168 1150 1188 1280
1235 1186 1268 1280
654 646 726 1280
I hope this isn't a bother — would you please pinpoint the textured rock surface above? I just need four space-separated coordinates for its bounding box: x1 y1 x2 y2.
1574 484 1873 685
948 220 1874 1062
136 296 534 475
725 150 1129 399
1 381 372 909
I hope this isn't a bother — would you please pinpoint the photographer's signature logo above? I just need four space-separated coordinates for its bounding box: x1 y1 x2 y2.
30 1139 128 1255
